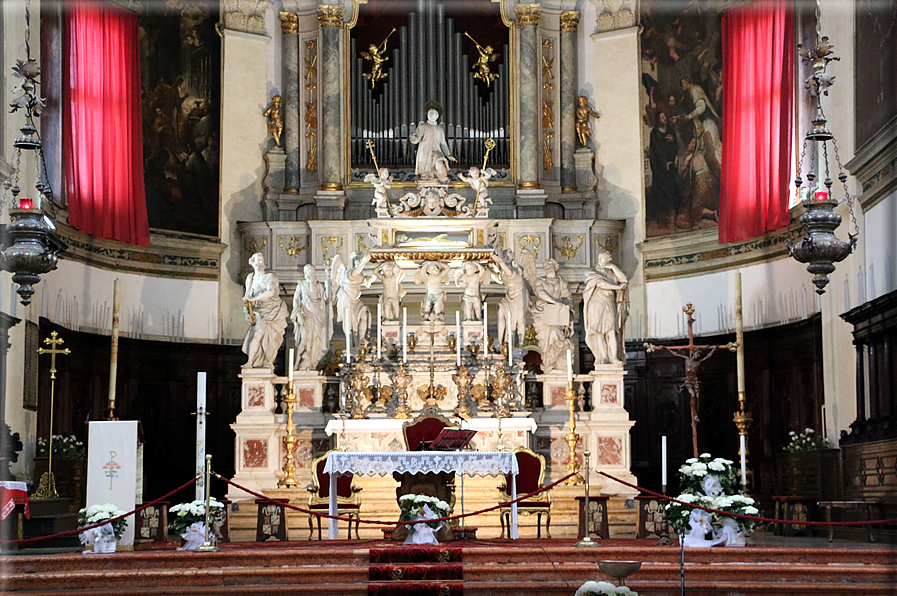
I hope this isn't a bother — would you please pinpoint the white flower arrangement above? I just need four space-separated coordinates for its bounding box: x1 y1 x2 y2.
667 453 756 536
784 428 831 453
168 498 226 538
37 434 86 460
398 494 450 535
575 580 638 596
78 503 127 540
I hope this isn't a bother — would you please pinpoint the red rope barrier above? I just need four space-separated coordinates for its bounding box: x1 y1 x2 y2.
217 470 577 526
0 476 198 545
595 469 897 527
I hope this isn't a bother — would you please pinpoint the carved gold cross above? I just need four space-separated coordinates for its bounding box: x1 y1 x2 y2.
37 331 71 380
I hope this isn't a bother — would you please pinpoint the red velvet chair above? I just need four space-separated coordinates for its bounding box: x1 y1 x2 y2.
402 413 458 451
498 447 551 538
307 451 362 539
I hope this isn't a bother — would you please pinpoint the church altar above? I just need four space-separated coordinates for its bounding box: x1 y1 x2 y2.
324 450 520 539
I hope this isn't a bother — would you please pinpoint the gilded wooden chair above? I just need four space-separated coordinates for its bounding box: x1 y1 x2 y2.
307 451 362 540
498 447 551 538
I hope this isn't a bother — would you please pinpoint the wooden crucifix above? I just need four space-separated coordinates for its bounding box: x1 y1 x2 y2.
644 304 736 458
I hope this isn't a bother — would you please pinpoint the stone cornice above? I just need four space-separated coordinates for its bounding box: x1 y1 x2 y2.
280 12 300 34
317 4 345 27
559 11 579 33
515 3 541 27
845 117 897 212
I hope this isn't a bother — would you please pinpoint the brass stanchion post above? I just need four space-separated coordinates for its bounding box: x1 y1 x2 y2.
576 450 598 547
196 454 220 552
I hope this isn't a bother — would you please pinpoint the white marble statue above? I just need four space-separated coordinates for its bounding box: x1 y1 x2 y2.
409 104 456 183
531 258 574 373
365 167 393 215
457 166 495 215
491 248 536 349
373 260 405 322
582 250 628 366
453 261 490 322
414 260 451 322
242 252 288 369
291 264 333 370
331 251 373 351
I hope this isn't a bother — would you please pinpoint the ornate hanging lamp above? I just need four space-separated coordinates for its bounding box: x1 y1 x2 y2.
786 6 857 295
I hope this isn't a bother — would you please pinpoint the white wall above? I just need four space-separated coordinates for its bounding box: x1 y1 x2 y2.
862 191 897 301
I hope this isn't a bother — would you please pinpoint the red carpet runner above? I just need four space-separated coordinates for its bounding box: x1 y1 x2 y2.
368 546 463 595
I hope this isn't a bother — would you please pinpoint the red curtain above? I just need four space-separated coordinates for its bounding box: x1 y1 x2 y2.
719 0 793 244
64 0 150 246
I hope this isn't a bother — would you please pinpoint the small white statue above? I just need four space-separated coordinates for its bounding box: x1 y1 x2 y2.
453 261 489 322
531 258 574 373
80 522 117 554
365 167 393 215
177 522 209 551
457 166 495 216
242 252 289 369
713 517 746 547
582 250 628 366
491 248 536 350
404 504 440 546
415 260 451 322
331 251 374 351
373 260 405 322
292 264 333 370
409 104 456 183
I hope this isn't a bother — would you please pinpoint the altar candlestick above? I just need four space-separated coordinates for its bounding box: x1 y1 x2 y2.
288 348 294 383
377 303 382 360
455 311 461 366
508 312 513 368
403 307 408 362
566 348 573 384
483 302 488 347
661 435 667 488
346 330 352 363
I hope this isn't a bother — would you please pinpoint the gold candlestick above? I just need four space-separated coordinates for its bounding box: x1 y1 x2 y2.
278 381 300 487
452 364 473 419
34 332 71 500
391 361 413 419
564 380 583 485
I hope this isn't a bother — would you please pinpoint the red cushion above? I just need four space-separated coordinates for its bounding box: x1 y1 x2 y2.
315 457 355 499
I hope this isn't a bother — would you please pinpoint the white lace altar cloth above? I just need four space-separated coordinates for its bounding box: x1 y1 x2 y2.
324 451 520 540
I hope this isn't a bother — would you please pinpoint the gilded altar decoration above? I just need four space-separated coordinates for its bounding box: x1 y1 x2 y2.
304 41 318 91
279 12 298 35
278 236 309 257
245 237 267 256
320 236 343 266
542 100 555 173
552 235 583 260
263 95 284 148
317 4 344 27
518 235 541 259
541 39 555 90
515 4 541 27
560 11 580 33
305 99 318 172
361 28 395 88
595 234 618 255
576 96 600 148
466 32 499 86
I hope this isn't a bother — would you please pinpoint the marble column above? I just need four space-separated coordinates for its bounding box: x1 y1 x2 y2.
316 4 346 218
516 3 540 188
280 12 300 193
559 11 578 194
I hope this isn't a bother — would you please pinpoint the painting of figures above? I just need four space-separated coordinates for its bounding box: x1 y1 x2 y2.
641 2 722 237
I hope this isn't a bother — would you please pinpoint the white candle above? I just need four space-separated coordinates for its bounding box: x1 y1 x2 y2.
346 330 352 363
288 348 294 383
377 303 382 360
340 386 346 409
566 349 573 383
455 311 461 366
661 435 667 487
483 302 488 347
508 311 513 368
195 372 207 501
402 307 408 362
739 435 747 486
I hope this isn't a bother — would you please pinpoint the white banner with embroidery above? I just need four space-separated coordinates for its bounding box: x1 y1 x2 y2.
87 421 139 545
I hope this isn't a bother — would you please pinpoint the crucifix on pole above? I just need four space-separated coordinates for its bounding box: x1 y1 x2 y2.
34 331 71 499
644 304 736 458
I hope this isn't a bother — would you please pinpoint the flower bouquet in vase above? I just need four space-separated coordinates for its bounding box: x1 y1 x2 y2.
575 580 638 595
168 498 226 550
78 504 127 553
665 453 758 547
398 494 451 545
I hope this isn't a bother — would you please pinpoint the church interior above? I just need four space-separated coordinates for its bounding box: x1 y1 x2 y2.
1 0 896 593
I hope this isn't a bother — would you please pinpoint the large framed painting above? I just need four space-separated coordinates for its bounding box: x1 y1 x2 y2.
138 1 221 237
855 0 897 150
640 2 723 237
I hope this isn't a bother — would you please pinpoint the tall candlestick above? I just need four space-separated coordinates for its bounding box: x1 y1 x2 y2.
483 302 488 347
403 307 408 362
195 372 207 501
739 435 747 486
735 272 745 396
661 435 667 488
507 311 513 368
566 348 573 384
455 311 461 366
377 303 382 360
288 348 294 382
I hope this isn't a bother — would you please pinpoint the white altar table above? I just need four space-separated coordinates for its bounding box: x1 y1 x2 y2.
324 451 520 540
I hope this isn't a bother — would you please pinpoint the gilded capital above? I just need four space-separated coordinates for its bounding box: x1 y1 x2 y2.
560 11 580 33
280 12 299 35
317 4 345 28
515 3 541 27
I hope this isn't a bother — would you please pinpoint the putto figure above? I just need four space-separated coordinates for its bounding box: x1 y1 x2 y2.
364 167 393 214
374 259 405 322
453 261 489 322
415 260 451 322
409 103 456 183
263 94 284 147
291 264 333 371
575 95 600 147
242 252 288 369
458 166 495 215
